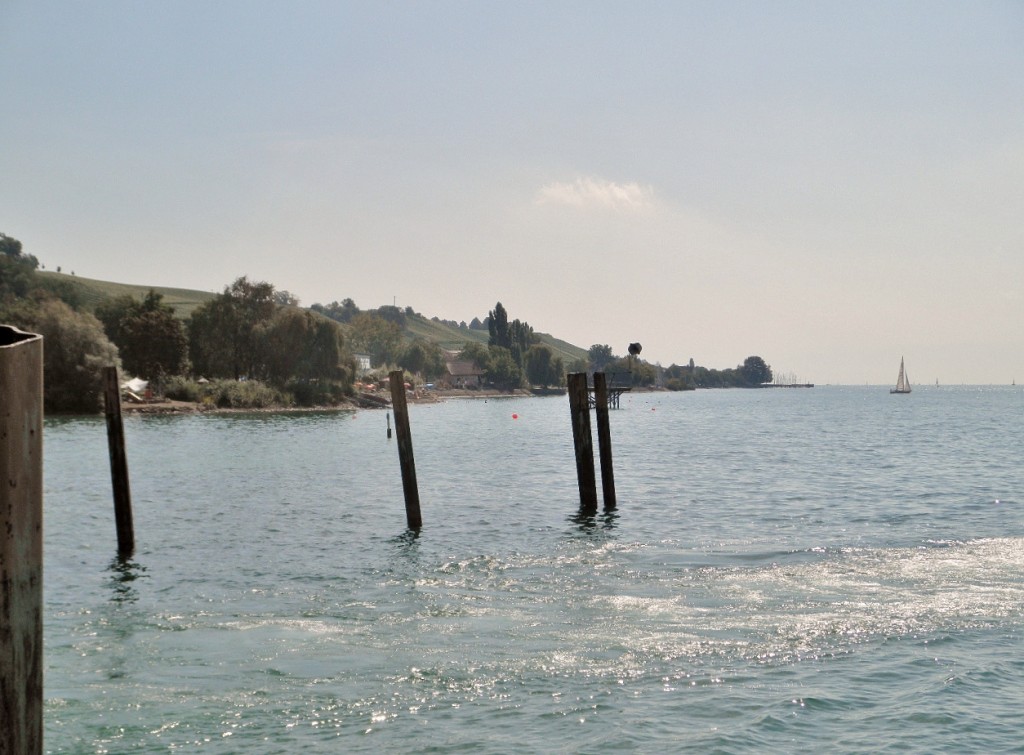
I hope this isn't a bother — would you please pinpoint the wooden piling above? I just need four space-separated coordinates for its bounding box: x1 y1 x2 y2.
388 371 422 529
103 366 135 556
567 373 598 512
1 325 44 755
592 371 617 511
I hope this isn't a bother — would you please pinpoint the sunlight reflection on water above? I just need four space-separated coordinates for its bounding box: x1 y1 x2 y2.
43 387 1024 752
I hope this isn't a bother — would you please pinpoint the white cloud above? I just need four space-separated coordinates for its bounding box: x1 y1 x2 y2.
536 177 655 211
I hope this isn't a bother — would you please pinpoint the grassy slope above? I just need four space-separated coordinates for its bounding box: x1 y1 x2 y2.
38 271 589 362
405 314 587 364
37 271 217 319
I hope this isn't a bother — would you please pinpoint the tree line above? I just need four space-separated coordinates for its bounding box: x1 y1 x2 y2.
311 300 449 381
1 233 356 412
2 231 776 410
662 355 773 389
443 302 563 390
2 232 118 412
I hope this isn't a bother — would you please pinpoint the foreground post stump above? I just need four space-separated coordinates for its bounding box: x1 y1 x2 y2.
104 366 134 556
1 325 44 755
567 373 598 513
593 372 617 511
389 371 422 529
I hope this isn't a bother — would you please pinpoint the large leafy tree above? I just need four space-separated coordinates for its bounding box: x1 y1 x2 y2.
486 346 523 390
397 339 427 376
257 308 351 387
226 276 276 378
588 344 616 372
256 307 312 386
524 344 563 388
337 298 360 322
189 278 355 392
508 319 536 367
399 339 447 380
188 276 276 380
31 299 120 413
740 356 772 386
121 307 187 381
348 312 403 367
0 232 23 258
0 232 40 302
457 341 490 369
421 341 447 380
375 305 406 327
187 295 239 378
273 290 299 307
96 290 187 381
95 294 135 346
487 301 538 370
301 316 352 384
487 302 510 349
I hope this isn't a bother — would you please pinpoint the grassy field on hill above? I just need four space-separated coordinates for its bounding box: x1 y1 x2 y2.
403 314 586 364
37 271 217 319
37 271 589 363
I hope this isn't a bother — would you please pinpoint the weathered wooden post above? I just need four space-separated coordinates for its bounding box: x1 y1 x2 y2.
592 371 617 511
1 325 44 755
567 372 598 512
388 371 422 529
386 411 392 439
103 366 134 556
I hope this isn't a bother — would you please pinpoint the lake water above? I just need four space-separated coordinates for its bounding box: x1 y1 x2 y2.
42 386 1024 752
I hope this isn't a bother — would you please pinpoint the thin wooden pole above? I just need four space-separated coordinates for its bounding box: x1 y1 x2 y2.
388 371 422 529
592 371 617 511
1 325 44 755
103 366 135 556
567 373 598 513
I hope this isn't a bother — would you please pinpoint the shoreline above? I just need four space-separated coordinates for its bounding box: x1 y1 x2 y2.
112 385 712 416
102 383 841 417
116 387 547 415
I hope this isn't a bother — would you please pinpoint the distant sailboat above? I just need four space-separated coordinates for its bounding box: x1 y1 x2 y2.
891 357 911 394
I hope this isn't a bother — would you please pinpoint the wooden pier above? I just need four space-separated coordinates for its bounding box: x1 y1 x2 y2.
587 372 631 409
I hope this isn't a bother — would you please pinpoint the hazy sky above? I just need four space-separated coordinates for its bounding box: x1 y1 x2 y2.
2 2 1022 384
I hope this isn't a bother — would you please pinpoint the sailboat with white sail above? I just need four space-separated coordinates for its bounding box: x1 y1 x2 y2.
890 357 911 394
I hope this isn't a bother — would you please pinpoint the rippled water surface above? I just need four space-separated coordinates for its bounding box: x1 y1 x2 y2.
43 386 1024 752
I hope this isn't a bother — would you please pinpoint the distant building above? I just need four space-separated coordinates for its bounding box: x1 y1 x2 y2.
443 360 484 388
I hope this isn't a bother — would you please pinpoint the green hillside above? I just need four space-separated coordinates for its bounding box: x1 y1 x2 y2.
404 313 489 350
36 271 217 319
37 271 589 363
533 332 589 366
404 313 587 364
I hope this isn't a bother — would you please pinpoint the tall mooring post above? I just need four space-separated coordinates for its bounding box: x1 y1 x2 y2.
567 373 598 513
388 371 422 530
103 366 134 556
1 325 44 755
592 371 617 511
